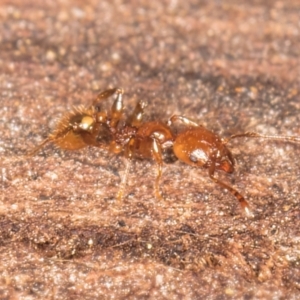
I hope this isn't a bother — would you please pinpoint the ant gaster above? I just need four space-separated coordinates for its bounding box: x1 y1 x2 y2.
29 88 300 216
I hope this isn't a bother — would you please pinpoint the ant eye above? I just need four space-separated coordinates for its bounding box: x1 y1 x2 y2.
189 154 198 163
190 149 207 163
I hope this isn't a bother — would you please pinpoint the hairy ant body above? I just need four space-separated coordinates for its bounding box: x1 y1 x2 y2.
29 88 300 216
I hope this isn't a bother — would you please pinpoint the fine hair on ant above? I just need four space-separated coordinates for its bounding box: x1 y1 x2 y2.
28 88 300 216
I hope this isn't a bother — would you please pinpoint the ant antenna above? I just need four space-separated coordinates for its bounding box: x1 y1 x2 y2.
224 132 300 145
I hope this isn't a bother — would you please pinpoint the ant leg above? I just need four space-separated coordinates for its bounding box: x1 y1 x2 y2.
127 100 148 127
109 140 123 154
116 158 132 201
92 88 123 105
151 137 164 200
208 162 253 217
110 89 124 128
118 136 164 201
167 115 199 127
92 88 124 128
224 132 300 144
116 138 135 200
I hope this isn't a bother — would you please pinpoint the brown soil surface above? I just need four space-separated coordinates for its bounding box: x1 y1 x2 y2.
1 0 300 299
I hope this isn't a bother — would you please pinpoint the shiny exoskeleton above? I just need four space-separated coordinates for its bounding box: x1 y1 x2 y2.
29 88 300 216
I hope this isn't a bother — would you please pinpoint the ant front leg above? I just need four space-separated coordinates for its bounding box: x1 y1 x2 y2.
208 160 252 217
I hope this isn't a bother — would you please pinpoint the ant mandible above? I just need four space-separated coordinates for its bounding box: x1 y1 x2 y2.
29 88 300 216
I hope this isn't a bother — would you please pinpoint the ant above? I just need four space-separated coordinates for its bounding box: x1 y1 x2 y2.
29 88 300 216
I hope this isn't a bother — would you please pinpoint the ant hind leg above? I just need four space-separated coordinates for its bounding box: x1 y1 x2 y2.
127 100 148 128
92 88 124 129
92 88 123 106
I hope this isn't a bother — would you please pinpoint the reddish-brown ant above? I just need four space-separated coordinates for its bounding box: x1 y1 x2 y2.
29 88 300 216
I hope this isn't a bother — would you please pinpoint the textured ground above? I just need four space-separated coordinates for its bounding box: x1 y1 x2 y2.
1 0 300 299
